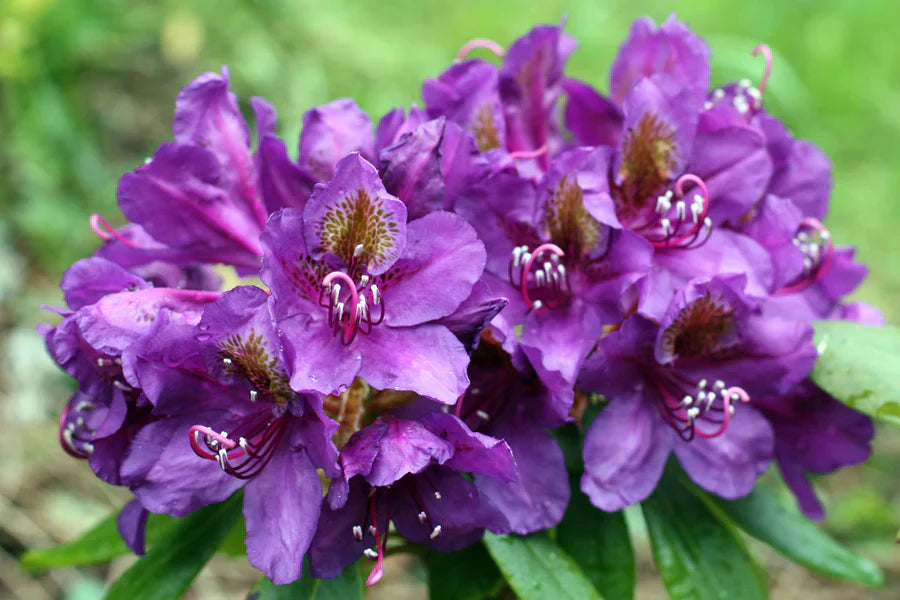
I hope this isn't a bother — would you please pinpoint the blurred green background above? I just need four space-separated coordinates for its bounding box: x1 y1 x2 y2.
0 0 897 598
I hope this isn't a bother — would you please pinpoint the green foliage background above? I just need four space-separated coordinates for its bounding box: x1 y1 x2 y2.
1 0 897 597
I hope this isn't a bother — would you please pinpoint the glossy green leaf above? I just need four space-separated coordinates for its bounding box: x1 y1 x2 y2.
483 532 603 600
810 321 900 426
106 493 243 600
427 541 503 600
246 561 363 600
713 485 883 587
20 510 176 573
641 473 767 600
557 476 634 600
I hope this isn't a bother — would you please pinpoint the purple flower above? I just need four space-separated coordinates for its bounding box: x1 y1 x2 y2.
754 380 874 520
578 275 817 510
116 68 269 271
261 153 487 404
309 412 514 585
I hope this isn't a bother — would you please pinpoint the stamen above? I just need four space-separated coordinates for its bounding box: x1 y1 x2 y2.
454 38 506 64
365 494 386 587
774 218 834 295
511 242 568 312
647 174 712 250
751 43 773 97
430 525 442 540
187 416 287 480
653 374 751 441
353 525 364 541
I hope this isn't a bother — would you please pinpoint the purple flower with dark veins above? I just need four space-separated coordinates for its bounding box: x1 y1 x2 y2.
308 412 514 586
261 153 486 404
578 274 817 510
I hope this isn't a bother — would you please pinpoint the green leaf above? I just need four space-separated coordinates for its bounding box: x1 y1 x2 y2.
483 532 603 600
20 510 176 573
106 493 243 600
641 472 767 600
218 513 247 558
810 321 900 426
427 542 503 600
246 562 363 600
557 476 634 599
712 485 883 587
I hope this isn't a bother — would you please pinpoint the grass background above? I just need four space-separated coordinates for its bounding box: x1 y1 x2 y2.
0 0 898 598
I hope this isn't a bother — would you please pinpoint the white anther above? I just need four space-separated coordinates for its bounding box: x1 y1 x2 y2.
803 257 812 271
703 101 713 111
656 196 672 214
357 296 368 321
798 232 809 242
371 285 380 305
691 202 702 224
666 190 674 199
713 88 725 100
62 428 76 450
143 156 152 165
676 201 686 221
418 511 428 524
698 391 707 402
430 525 442 540
660 218 671 236
521 252 531 266
113 380 133 392
703 218 712 234
240 437 252 452
82 442 94 454
739 78 752 88
336 302 345 322
114 357 122 365
222 357 233 365
249 390 258 402
368 525 377 536
534 270 545 287
74 400 96 412
698 379 708 389
75 417 84 427
747 87 762 100
682 395 694 406
714 380 725 391
434 492 442 500
217 448 228 471
557 264 567 287
332 283 341 304
96 358 107 367
733 95 749 114
706 392 717 409
359 274 370 287
531 300 544 311
476 409 490 421
729 405 736 415
364 549 378 560
792 238 801 246
193 430 201 444
354 244 364 258
353 525 364 541
731 392 741 402
687 407 701 419
511 246 523 267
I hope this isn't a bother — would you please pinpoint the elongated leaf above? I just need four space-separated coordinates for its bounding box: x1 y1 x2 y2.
557 476 634 600
641 473 767 600
106 493 243 600
712 485 883 587
246 561 363 600
427 542 503 600
483 532 603 600
811 321 900 426
20 511 176 573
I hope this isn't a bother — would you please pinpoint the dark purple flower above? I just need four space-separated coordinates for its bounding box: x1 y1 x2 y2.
261 153 487 404
578 275 817 510
309 412 514 585
753 380 874 520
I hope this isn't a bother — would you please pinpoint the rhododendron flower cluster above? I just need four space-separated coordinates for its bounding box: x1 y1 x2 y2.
41 15 878 585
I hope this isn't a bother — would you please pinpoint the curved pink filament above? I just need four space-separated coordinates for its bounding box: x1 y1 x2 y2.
773 218 834 295
694 386 750 439
90 214 141 248
455 38 506 64
365 494 386 587
189 425 237 460
751 43 773 96
322 271 360 341
508 144 549 160
520 243 565 311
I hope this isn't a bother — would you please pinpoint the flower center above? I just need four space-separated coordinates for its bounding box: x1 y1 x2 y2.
632 174 712 249
59 398 99 458
652 374 751 441
616 113 678 213
508 242 569 313
659 294 737 360
703 43 772 116
773 217 834 296
188 412 288 479
320 266 385 344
